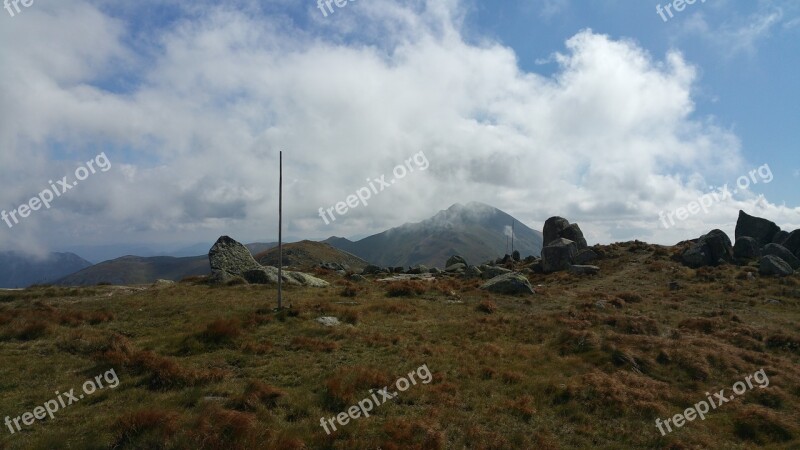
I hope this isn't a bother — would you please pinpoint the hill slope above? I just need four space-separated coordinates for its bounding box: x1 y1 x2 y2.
255 241 369 271
324 202 543 267
0 252 93 288
53 255 210 286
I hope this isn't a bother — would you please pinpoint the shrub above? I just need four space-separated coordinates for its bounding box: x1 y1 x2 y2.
476 300 497 314
386 281 427 297
112 409 180 448
200 319 242 345
231 381 287 411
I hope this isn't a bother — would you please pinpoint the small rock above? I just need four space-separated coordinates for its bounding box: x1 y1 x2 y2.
446 255 467 267
316 317 341 327
480 272 535 295
152 279 175 287
668 281 681 291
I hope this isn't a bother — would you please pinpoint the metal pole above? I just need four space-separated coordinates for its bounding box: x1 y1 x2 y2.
278 151 282 310
511 220 514 254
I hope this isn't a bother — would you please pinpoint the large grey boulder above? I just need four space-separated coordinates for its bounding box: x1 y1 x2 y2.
560 224 588 249
463 265 483 279
541 238 578 273
480 272 535 295
543 217 571 247
762 244 800 270
209 236 263 278
772 230 790 246
735 211 780 247
759 255 794 277
445 263 467 273
681 229 733 268
781 230 800 256
244 266 329 287
575 249 599 265
361 265 383 275
733 237 761 260
446 255 467 268
481 266 512 280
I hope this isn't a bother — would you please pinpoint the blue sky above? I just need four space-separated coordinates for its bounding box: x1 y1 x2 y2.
0 0 798 259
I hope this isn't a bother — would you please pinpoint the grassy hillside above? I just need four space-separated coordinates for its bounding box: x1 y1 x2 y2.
53 256 210 287
255 241 369 272
0 241 798 449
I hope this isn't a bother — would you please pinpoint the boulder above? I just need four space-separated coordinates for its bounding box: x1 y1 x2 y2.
733 237 761 260
244 267 329 287
152 279 175 288
560 223 588 249
512 250 521 261
243 269 280 285
429 267 441 275
481 266 512 280
681 229 733 268
445 263 467 273
319 262 348 271
543 217 571 247
361 265 383 275
408 265 429 275
781 230 800 256
446 255 467 268
575 249 599 265
348 274 366 282
464 265 483 279
541 238 578 273
772 230 790 246
569 265 600 275
762 244 800 270
209 236 263 278
480 272 535 295
759 255 794 277
284 270 330 288
735 211 780 247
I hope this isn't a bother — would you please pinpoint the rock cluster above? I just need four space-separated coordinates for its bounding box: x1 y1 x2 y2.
208 236 329 287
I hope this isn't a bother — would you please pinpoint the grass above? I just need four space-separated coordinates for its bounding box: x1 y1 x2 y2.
0 241 798 448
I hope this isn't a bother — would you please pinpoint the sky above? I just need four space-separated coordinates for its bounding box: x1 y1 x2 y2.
0 0 798 260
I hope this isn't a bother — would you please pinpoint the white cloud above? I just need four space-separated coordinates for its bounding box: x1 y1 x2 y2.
0 0 798 256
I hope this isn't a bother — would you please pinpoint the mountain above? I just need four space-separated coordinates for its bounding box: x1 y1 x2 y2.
323 202 543 268
254 241 369 271
53 255 210 286
0 252 93 288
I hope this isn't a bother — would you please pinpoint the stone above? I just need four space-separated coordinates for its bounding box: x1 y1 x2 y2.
319 262 348 271
446 255 467 268
445 263 467 273
512 250 521 261
543 217 571 247
569 265 600 275
759 255 794 277
560 223 588 249
733 237 761 260
152 279 175 287
361 265 383 275
464 265 483 279
735 211 780 247
408 265 429 275
348 274 366 282
772 230 790 245
429 267 441 274
762 244 800 270
541 238 578 273
243 267 329 287
781 230 800 256
481 266 512 279
480 272 535 295
209 236 263 279
575 249 599 265
316 317 341 327
681 229 733 268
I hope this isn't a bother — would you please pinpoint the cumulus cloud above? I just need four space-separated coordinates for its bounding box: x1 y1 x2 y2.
0 0 798 257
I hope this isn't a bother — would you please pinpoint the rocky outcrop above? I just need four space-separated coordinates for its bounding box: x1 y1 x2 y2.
480 272 535 295
735 211 780 247
541 238 579 273
209 236 328 287
681 229 733 268
569 265 600 275
543 217 587 249
209 236 263 278
446 255 468 268
481 266 512 280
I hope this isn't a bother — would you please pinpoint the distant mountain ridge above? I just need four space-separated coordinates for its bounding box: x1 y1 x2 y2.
0 252 93 288
323 202 543 267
